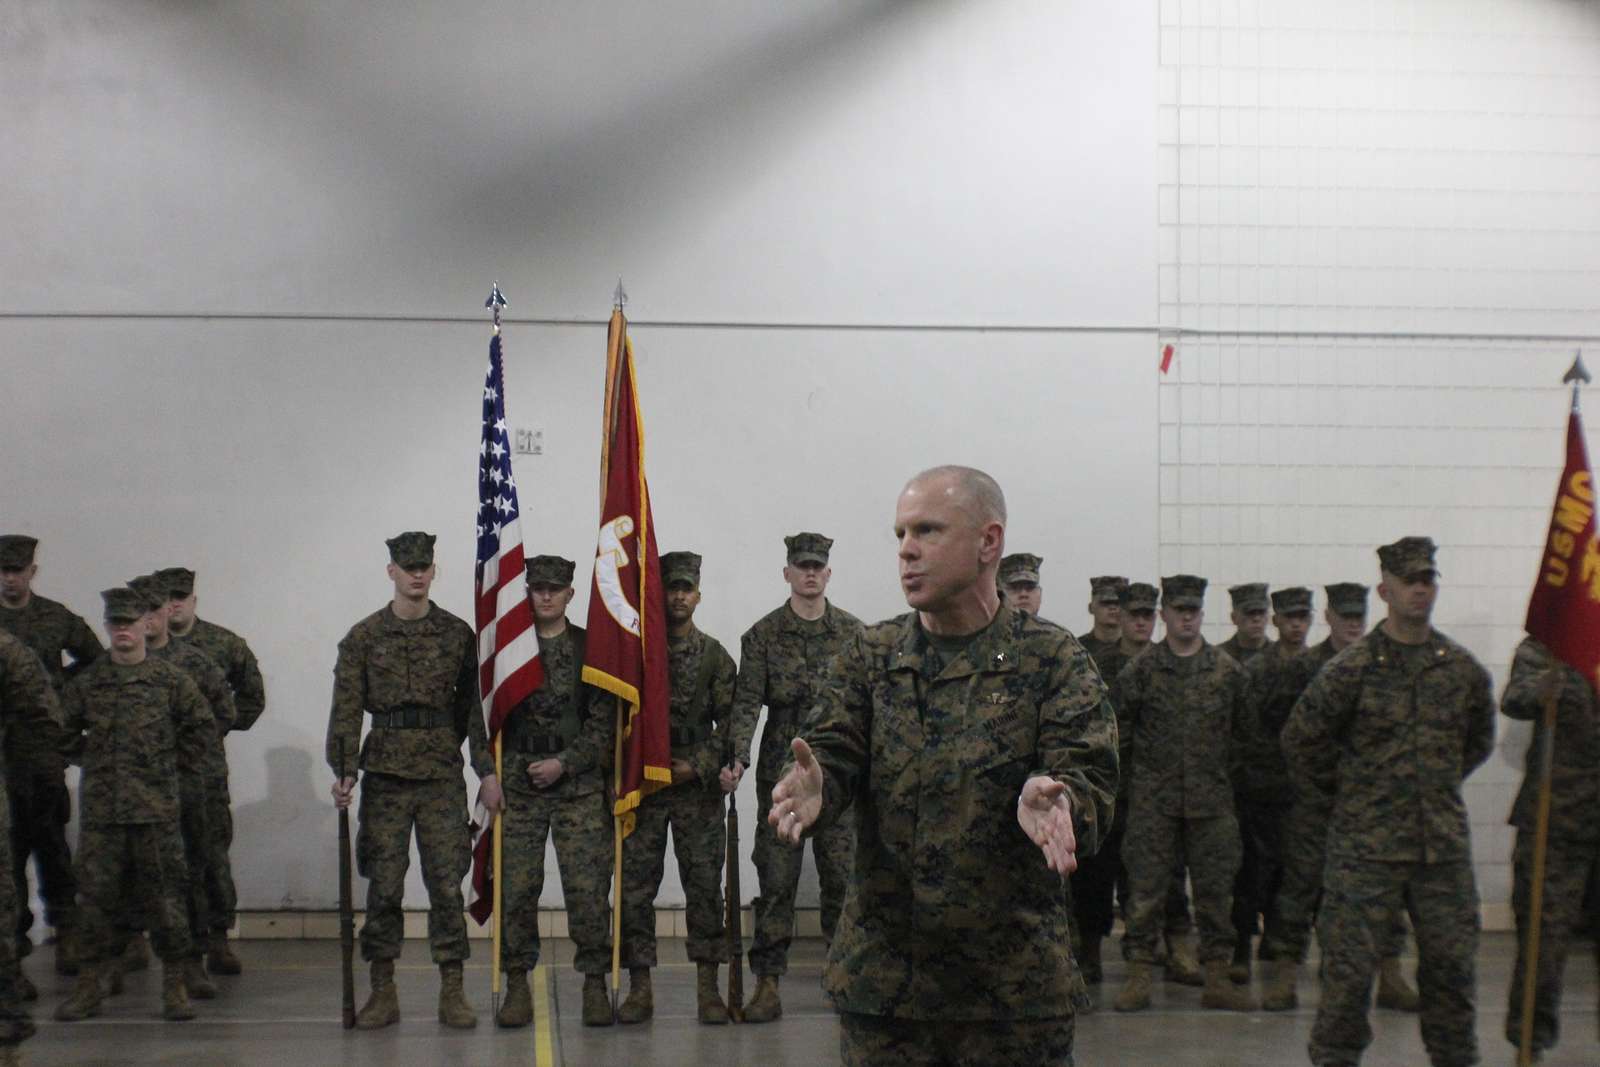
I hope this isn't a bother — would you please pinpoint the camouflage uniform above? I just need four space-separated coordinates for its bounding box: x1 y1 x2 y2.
0 539 99 952
799 603 1117 1063
325 595 491 966
0 632 63 1046
731 590 863 977
1500 637 1600 1056
1283 543 1493 1067
500 620 613 975
619 622 737 968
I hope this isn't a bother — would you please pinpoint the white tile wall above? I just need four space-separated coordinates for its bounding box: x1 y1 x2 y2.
1157 0 1600 910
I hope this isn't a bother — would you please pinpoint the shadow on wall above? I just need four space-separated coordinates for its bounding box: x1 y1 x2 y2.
232 745 361 910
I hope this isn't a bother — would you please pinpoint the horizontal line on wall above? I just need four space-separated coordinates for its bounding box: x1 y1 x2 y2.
1163 326 1600 343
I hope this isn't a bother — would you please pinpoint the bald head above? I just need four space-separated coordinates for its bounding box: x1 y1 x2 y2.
904 465 1007 527
895 467 1007 631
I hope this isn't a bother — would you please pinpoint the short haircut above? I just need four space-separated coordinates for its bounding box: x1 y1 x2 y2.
907 465 1007 526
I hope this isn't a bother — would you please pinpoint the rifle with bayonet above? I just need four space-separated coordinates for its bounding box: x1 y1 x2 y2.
724 738 745 1022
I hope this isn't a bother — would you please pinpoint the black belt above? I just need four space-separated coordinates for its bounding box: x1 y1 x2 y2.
369 707 453 730
517 731 566 756
669 725 710 748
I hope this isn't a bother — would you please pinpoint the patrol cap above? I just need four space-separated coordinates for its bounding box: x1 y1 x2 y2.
0 536 38 569
998 553 1042 586
101 587 148 623
1228 582 1269 612
386 531 437 569
1377 536 1438 580
1324 583 1370 616
661 551 702 589
1090 575 1129 604
1271 587 1313 614
154 567 195 599
126 575 167 613
1161 574 1207 609
525 555 576 587
784 532 833 566
1120 581 1159 611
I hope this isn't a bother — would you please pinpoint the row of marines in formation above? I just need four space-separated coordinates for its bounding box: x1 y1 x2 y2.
0 535 265 1060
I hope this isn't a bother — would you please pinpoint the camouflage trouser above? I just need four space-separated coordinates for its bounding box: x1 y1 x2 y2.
749 775 853 976
0 781 32 1046
619 782 725 968
356 773 472 965
500 781 612 974
203 777 237 937
1310 856 1478 1067
839 1010 1075 1067
77 823 192 964
178 790 213 953
1506 831 1600 1054
7 771 75 948
1124 810 1239 964
1262 797 1408 963
1165 859 1193 936
1231 794 1285 949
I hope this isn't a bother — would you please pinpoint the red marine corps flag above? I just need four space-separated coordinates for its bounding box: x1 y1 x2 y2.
581 290 671 835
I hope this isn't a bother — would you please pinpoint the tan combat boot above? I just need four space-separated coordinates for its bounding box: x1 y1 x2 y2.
184 956 217 1000
122 935 151 973
355 959 399 1029
1113 961 1153 1012
581 974 613 1027
1261 958 1299 1011
1164 936 1204 986
1375 956 1419 1012
1201 960 1257 1011
54 964 105 1021
616 967 652 1024
495 970 532 1029
437 961 477 1029
696 962 729 1025
208 939 242 976
742 975 782 1023
162 960 196 1021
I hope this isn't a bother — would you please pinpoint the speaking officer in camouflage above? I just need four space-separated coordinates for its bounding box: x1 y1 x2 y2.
617 550 739 1026
0 631 63 1059
495 555 614 1030
1283 537 1494 1067
1500 636 1600 1058
997 553 1044 618
0 535 100 975
326 532 501 1031
768 466 1117 1067
55 588 215 1024
1112 574 1257 1014
725 532 864 1022
161 566 265 977
1219 582 1271 667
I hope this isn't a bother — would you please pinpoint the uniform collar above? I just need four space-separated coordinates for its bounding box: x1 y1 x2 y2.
890 604 1019 680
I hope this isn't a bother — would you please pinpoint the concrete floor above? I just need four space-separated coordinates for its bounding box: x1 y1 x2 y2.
12 932 1598 1066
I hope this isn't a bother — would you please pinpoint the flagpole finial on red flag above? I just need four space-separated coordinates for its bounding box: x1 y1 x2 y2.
1565 352 1591 406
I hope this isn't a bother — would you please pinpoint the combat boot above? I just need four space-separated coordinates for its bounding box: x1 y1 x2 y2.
1201 960 1257 1011
1375 956 1419 1012
54 965 104 1021
1164 936 1203 986
616 967 652 1024
1080 935 1104 984
355 959 399 1029
696 962 729 1025
15 972 34 1002
1261 958 1299 1011
162 961 196 1021
495 970 532 1029
208 939 242 976
437 961 477 1029
1228 936 1252 984
1112 961 1153 1012
581 973 613 1026
55 926 80 976
122 935 151 973
743 975 782 1022
184 956 217 1000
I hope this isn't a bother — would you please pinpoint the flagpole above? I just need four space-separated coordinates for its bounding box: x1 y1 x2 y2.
611 695 625 1019
488 285 507 1017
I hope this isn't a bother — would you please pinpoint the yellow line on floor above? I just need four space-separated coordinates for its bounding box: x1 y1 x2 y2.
533 964 555 1067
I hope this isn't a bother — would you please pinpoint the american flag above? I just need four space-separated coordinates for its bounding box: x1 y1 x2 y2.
468 331 544 925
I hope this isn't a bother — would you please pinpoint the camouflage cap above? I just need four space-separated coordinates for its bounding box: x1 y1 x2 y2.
998 553 1043 586
1325 582 1370 615
1271 586 1313 614
1120 581 1159 611
1228 582 1269 611
784 532 833 565
124 576 166 614
0 535 38 569
154 567 195 599
660 551 702 588
386 531 437 569
525 555 576 587
1089 575 1129 603
1161 574 1207 609
1377 536 1438 579
101 587 149 623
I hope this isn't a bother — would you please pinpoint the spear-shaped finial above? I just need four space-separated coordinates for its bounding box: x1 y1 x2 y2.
485 282 507 332
613 278 628 310
1565 350 1590 412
